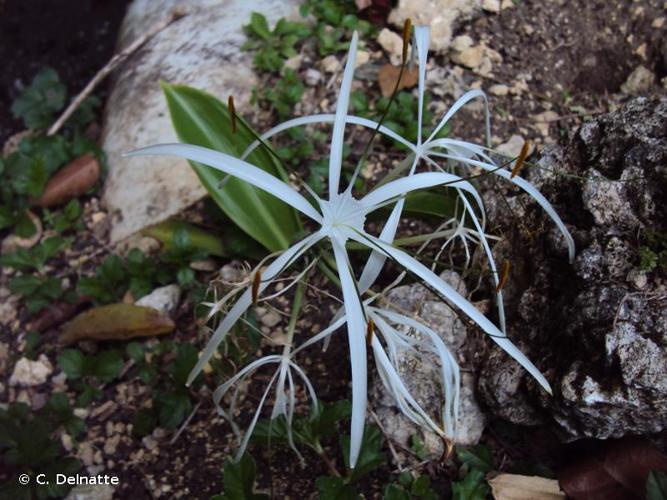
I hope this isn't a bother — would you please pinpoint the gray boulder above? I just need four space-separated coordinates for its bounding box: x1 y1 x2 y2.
478 97 667 439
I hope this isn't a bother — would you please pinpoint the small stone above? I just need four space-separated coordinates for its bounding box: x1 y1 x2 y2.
104 434 121 455
78 442 95 467
377 28 405 66
74 408 90 419
500 0 514 8
652 17 665 28
452 46 484 69
321 55 341 73
90 212 107 225
635 43 648 60
355 50 370 67
61 433 73 452
66 483 115 500
533 111 559 137
283 54 302 71
482 0 500 13
621 66 656 94
523 24 534 35
9 355 53 386
304 68 322 86
219 262 245 284
136 284 181 314
190 258 217 271
496 134 533 158
258 309 281 328
451 34 473 52
143 435 158 451
626 269 648 290
489 84 509 96
0 342 8 373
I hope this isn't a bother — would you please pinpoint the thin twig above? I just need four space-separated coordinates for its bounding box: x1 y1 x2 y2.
370 408 406 472
170 401 202 445
47 8 187 136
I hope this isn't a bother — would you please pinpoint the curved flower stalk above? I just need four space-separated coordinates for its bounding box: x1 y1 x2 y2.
128 28 559 467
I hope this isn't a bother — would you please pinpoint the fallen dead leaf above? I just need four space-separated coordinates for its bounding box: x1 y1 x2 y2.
35 154 100 207
377 63 419 97
60 303 175 344
489 473 565 500
558 437 667 500
28 298 89 332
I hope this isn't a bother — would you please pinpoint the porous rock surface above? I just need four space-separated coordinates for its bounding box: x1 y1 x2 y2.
372 271 486 460
478 97 667 439
102 0 301 243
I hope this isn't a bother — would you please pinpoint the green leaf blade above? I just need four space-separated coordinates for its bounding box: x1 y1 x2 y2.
161 83 301 252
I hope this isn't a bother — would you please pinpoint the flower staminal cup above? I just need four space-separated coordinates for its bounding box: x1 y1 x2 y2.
127 25 573 468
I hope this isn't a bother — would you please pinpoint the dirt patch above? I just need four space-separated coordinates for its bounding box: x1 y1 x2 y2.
0 0 130 143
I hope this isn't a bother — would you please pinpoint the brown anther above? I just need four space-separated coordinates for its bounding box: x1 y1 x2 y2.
228 95 237 134
440 437 455 463
366 318 375 345
496 260 511 293
510 140 531 178
401 18 412 64
252 270 261 304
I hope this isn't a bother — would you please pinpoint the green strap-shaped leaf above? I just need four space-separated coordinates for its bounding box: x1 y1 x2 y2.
161 83 301 252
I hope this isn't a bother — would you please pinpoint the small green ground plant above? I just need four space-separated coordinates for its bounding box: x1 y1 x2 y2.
0 399 83 499
1 67 102 237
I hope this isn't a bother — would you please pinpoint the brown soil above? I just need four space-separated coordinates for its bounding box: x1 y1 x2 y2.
0 0 130 143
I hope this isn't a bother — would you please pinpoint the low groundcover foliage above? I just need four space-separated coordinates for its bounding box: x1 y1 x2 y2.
128 26 574 468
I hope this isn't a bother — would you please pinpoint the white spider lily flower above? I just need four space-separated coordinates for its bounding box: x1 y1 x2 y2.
128 29 553 467
293 299 460 439
211 353 318 462
242 25 575 324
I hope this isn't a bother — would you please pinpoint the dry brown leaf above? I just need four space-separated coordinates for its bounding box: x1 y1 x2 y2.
489 473 565 500
35 153 100 207
60 303 175 344
558 437 667 500
377 64 419 97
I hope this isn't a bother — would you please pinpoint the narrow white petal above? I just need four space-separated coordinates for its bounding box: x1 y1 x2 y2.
370 333 442 434
271 360 290 419
357 198 405 293
292 313 348 355
127 143 322 223
331 238 367 468
288 360 320 409
329 31 359 195
413 25 430 146
240 114 417 160
376 309 460 436
357 154 420 294
426 89 491 146
187 232 323 385
212 355 282 407
361 172 483 217
350 232 552 394
234 370 280 461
